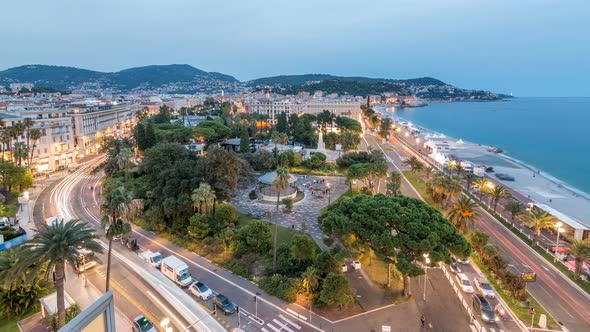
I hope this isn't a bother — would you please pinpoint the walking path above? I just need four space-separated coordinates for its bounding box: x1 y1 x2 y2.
232 175 347 250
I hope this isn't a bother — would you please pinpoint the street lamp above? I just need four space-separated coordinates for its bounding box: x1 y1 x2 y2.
423 253 431 302
326 182 332 205
554 222 564 262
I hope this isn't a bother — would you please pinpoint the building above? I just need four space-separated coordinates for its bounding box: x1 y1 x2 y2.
301 98 362 116
69 104 139 156
9 83 34 93
0 106 77 171
247 98 301 124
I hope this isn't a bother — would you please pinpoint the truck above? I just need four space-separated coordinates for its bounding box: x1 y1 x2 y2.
160 255 192 287
139 250 162 268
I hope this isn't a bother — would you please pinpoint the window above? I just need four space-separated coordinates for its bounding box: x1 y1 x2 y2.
44 148 48 153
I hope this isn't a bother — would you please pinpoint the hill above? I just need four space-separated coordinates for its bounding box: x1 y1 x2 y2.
246 74 445 87
0 64 239 93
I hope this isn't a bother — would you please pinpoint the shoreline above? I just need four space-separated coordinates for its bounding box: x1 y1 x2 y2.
374 104 590 226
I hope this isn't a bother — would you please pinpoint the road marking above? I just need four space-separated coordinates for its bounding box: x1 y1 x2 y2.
278 314 302 329
147 290 187 330
266 322 281 332
558 304 575 318
286 308 307 321
273 319 295 332
262 328 270 332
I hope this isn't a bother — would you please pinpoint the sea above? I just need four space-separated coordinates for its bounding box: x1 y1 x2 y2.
388 97 590 195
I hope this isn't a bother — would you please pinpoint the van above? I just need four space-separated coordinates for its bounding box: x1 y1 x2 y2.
160 255 192 287
456 273 474 293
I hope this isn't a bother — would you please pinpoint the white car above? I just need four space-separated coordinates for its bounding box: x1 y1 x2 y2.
456 273 474 293
190 280 213 300
474 277 495 298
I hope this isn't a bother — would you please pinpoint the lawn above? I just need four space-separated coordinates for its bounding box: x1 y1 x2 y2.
359 249 404 297
402 171 438 207
4 192 21 217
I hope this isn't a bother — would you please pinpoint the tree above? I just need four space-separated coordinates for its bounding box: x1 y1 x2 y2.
314 250 340 277
472 178 491 202
319 195 471 297
378 118 392 138
18 220 102 328
301 266 320 295
27 128 41 169
23 118 34 166
153 105 172 124
144 121 157 150
481 244 499 262
199 147 241 205
340 131 361 152
504 200 524 227
570 240 590 280
318 273 355 308
522 209 558 245
305 152 327 170
447 196 480 233
290 234 317 263
335 116 362 133
101 184 142 291
420 166 435 182
276 112 288 134
234 219 272 257
385 182 400 196
187 213 211 240
191 183 216 215
464 173 478 190
12 142 27 166
316 110 335 134
402 156 423 173
239 126 250 153
115 148 134 190
272 168 291 272
214 204 239 228
193 120 232 141
489 185 511 212
134 122 147 151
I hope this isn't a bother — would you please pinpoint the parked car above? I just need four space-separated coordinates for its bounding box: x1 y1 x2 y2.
472 294 497 323
474 277 495 298
456 273 474 293
351 261 361 270
341 263 348 272
190 280 213 300
449 262 461 274
550 245 570 253
132 315 156 332
213 294 236 315
456 257 470 265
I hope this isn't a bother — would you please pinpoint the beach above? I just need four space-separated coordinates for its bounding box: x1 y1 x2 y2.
375 105 590 230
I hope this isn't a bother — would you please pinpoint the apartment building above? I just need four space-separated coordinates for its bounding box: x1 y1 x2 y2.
247 98 301 124
0 106 76 171
69 104 139 156
301 98 362 116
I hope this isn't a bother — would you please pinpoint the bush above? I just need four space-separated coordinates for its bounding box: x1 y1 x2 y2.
248 190 257 200
282 198 294 213
259 274 301 302
50 303 80 331
323 237 334 247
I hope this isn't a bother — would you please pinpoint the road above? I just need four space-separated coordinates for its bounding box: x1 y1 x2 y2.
51 156 323 332
363 133 520 332
367 123 590 332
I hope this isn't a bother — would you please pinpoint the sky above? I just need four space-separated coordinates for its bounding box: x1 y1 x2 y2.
1 0 589 96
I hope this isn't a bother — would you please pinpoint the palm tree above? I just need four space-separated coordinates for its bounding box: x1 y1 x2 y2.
420 166 435 182
504 200 524 227
191 183 216 215
27 128 41 169
489 185 511 212
389 170 402 186
464 173 478 190
454 164 466 177
101 185 142 291
18 220 102 328
445 176 464 205
0 130 10 162
570 240 590 280
12 142 28 166
522 209 558 245
402 156 423 173
447 196 480 233
272 167 291 272
115 148 134 190
386 182 400 196
472 178 491 202
23 118 34 165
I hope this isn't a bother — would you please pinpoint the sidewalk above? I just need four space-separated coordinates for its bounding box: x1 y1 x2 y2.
64 265 132 331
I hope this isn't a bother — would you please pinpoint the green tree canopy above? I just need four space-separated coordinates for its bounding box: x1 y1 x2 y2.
234 219 272 257
193 120 232 141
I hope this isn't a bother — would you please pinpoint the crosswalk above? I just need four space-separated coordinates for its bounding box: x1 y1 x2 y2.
260 314 302 332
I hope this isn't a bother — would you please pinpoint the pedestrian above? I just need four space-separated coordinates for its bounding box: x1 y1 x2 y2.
420 315 425 328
